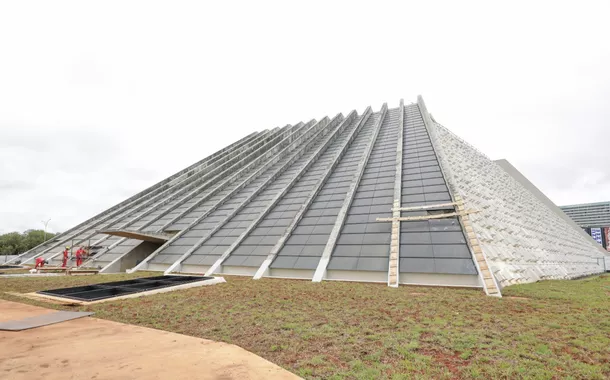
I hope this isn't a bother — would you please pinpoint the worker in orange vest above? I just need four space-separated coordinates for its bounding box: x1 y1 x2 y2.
34 257 48 269
75 247 84 267
62 246 70 267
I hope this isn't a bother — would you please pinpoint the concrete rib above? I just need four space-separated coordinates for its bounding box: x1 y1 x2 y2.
90 124 315 269
40 127 291 266
98 120 319 272
81 122 311 269
312 103 388 282
253 109 372 279
104 118 324 272
387 99 404 287
165 115 343 274
129 117 333 273
22 129 274 265
125 120 314 272
6 131 260 265
417 96 501 296
204 111 362 276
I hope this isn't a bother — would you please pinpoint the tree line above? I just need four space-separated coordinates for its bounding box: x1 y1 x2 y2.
0 230 59 255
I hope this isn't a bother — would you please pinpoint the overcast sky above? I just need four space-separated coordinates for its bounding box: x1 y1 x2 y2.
1 1 609 234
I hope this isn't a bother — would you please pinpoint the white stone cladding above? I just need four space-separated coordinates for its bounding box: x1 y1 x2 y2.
431 123 606 287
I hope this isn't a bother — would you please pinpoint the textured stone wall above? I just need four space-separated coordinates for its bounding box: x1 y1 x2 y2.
431 123 605 287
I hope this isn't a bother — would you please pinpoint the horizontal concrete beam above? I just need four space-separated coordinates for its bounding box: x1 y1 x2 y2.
98 230 171 244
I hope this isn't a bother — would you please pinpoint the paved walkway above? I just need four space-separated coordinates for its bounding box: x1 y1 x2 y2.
0 300 300 380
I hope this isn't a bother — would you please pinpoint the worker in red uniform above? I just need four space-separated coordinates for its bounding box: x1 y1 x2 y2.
62 246 70 267
75 247 84 267
34 257 48 269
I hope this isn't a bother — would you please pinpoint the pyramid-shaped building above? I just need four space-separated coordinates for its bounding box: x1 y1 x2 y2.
11 96 607 296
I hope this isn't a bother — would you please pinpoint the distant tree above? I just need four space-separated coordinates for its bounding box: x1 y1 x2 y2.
0 229 59 255
22 229 57 251
0 232 23 255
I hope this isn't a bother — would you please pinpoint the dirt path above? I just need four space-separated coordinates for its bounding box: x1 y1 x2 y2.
0 300 300 380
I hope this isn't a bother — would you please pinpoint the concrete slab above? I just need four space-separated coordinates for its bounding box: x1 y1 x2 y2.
0 273 63 278
98 229 171 243
0 311 93 331
0 300 300 380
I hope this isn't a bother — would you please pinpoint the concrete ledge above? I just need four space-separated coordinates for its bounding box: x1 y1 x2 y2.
267 268 315 280
325 270 387 283
217 265 257 276
98 230 171 243
399 273 482 288
145 263 171 272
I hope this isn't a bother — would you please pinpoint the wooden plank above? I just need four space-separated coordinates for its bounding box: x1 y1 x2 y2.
376 209 479 222
391 201 461 212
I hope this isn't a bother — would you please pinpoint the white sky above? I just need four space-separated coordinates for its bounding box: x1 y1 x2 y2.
1 0 609 234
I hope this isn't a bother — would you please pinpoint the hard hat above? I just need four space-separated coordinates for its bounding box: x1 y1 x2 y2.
66 246 70 249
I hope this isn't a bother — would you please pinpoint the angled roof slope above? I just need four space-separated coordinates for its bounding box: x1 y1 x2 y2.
12 96 606 295
429 113 607 287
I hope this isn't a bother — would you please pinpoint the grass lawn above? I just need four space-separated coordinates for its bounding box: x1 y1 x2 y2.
1 273 609 379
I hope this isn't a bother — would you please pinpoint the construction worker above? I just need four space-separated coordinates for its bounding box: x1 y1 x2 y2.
62 246 70 267
34 257 48 269
75 247 84 267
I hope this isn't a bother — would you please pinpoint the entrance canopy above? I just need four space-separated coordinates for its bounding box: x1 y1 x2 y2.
99 229 171 244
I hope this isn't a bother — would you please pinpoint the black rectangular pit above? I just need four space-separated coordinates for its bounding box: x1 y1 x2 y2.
122 280 174 291
101 278 152 287
40 285 109 296
63 287 139 302
37 275 213 302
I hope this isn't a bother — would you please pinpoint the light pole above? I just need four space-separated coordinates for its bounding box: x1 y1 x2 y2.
41 218 51 242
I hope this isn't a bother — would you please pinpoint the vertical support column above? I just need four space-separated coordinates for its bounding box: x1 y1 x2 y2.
388 99 404 287
312 104 388 282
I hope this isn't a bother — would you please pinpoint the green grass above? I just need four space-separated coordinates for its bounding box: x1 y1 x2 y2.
1 273 609 379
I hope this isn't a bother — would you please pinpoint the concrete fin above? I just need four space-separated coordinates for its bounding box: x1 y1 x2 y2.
312 103 388 282
86 124 307 269
8 131 260 265
253 109 371 279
